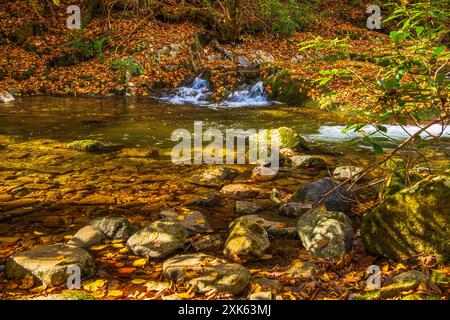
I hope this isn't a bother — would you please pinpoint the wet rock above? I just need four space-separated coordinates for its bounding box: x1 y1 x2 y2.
163 253 251 295
78 195 115 205
5 244 95 286
251 166 278 182
127 220 187 259
68 226 105 248
279 148 296 158
190 167 238 188
277 127 309 151
249 291 272 300
90 217 138 240
67 140 106 152
224 216 270 262
244 214 297 238
278 202 312 217
285 260 319 277
0 91 14 103
0 199 40 211
297 207 353 260
191 234 223 251
292 177 355 213
158 208 210 235
361 176 450 262
236 201 262 215
333 166 363 180
290 155 327 169
393 271 429 284
119 148 159 158
221 184 260 199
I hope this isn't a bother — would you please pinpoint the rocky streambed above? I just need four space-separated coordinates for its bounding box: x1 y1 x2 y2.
0 98 448 300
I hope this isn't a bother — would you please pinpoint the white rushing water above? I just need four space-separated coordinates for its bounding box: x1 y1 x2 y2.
219 81 271 107
161 77 271 107
160 77 212 105
307 124 450 141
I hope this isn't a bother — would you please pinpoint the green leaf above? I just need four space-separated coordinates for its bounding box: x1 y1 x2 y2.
415 26 424 36
433 46 446 56
371 143 384 154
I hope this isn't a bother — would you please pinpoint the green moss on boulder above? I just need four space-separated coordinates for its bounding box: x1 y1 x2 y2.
67 140 106 152
264 69 310 104
362 176 450 262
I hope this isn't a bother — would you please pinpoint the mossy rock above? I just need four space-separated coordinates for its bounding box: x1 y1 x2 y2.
61 291 96 300
430 270 450 287
354 281 419 300
67 140 106 152
401 294 444 300
223 216 270 263
264 69 310 105
362 176 450 262
277 127 309 150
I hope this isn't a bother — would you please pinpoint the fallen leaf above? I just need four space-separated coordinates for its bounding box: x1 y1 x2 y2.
83 279 108 291
132 258 147 267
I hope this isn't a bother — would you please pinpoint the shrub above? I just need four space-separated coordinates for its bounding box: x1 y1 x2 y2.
110 57 144 81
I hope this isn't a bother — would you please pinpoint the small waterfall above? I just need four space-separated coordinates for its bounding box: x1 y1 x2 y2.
161 78 271 107
160 77 212 105
219 81 270 107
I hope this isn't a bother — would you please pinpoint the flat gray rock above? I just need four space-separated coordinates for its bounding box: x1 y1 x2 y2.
163 253 251 295
90 216 138 240
159 208 210 235
5 244 95 286
127 220 187 259
68 225 105 248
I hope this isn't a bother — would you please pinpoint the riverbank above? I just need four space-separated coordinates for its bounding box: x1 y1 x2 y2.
0 0 390 112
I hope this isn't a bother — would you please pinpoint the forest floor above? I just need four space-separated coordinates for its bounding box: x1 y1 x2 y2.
1 0 390 112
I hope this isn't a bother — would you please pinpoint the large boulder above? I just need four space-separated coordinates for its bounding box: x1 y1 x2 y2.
292 177 355 213
90 217 138 240
127 220 188 259
163 253 251 295
361 176 450 262
223 216 270 262
5 244 95 286
297 207 353 260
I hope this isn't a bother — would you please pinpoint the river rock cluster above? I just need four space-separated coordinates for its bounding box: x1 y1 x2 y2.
0 128 448 300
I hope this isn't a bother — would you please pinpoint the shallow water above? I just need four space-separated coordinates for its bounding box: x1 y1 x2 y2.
0 97 448 168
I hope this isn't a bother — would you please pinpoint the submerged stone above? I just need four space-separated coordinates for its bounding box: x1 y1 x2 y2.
292 177 355 213
67 140 106 152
